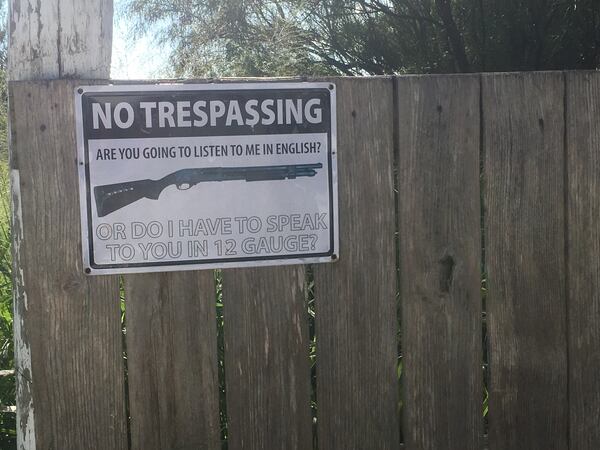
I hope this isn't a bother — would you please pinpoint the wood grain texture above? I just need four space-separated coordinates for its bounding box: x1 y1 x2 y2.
58 0 113 78
9 80 128 450
483 72 568 450
565 71 600 450
125 271 221 450
8 0 113 80
223 265 312 450
8 0 60 80
9 3 115 448
313 77 399 450
397 75 482 450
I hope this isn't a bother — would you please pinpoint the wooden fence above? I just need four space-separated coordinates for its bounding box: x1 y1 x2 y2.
9 71 600 450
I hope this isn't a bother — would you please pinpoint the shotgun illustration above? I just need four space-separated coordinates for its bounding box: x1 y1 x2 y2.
93 163 323 217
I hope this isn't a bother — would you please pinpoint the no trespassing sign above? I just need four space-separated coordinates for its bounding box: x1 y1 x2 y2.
75 82 339 275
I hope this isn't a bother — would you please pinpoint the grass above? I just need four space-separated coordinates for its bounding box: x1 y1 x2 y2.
0 161 15 448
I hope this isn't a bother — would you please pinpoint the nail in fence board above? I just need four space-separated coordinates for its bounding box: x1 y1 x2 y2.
313 77 399 450
483 72 568 450
565 71 600 450
397 75 482 450
223 266 312 450
9 80 128 450
125 272 221 450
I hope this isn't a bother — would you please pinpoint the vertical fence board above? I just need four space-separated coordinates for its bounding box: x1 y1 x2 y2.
565 71 600 450
397 75 482 450
9 80 128 450
483 72 568 450
313 77 399 450
223 266 312 450
125 272 221 450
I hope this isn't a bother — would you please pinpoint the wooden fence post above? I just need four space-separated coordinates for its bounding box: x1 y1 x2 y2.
8 1 128 449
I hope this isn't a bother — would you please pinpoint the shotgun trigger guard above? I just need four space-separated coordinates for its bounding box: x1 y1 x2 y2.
176 182 192 190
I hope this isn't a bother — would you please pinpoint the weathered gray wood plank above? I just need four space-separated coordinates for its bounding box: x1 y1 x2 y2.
58 0 114 78
8 0 60 80
9 80 128 450
223 265 312 450
483 72 568 450
397 75 482 450
565 71 600 450
125 271 221 450
313 77 399 450
9 0 113 80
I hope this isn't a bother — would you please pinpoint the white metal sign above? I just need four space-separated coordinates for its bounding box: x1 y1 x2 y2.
75 83 338 274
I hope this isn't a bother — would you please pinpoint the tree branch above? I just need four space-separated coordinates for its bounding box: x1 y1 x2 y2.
354 0 444 26
434 0 470 72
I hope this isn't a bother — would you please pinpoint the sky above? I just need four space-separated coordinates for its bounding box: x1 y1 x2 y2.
111 0 170 79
